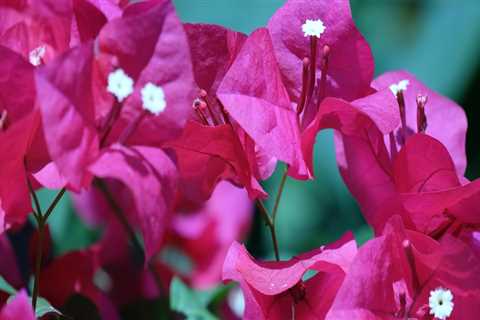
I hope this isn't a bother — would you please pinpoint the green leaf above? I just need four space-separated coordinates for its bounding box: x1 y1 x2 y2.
170 277 228 320
36 189 100 255
0 276 16 295
35 297 62 318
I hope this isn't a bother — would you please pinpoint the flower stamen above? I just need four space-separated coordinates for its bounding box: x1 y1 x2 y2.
402 240 419 293
307 35 318 103
200 90 220 125
390 80 410 145
0 110 7 131
193 99 210 126
317 45 331 105
416 94 428 133
216 98 231 125
297 57 310 116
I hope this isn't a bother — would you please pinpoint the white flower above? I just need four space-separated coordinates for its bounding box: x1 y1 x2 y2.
227 286 245 318
107 69 134 102
141 82 166 115
29 46 46 66
429 288 454 319
389 79 410 96
302 19 326 38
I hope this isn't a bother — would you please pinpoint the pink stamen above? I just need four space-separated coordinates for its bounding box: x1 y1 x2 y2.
193 99 210 126
297 57 310 116
416 94 428 133
118 109 148 145
200 89 220 125
395 90 408 145
317 45 331 105
0 110 7 131
402 239 419 293
307 36 318 103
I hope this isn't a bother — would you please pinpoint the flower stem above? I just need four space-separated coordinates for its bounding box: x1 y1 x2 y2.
256 200 280 261
100 100 122 147
117 110 148 145
26 177 66 311
256 165 289 262
272 166 288 223
31 217 44 310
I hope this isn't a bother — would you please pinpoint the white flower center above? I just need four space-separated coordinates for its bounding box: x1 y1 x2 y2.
302 19 326 38
107 69 134 102
429 287 454 319
141 82 166 115
389 79 410 96
29 46 46 66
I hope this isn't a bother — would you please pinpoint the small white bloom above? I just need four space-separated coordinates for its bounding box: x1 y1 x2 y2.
227 286 245 318
429 287 454 320
389 79 410 96
107 69 134 102
302 19 326 38
29 46 46 66
141 82 166 115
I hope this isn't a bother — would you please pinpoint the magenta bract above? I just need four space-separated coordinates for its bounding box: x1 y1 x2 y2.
223 233 357 319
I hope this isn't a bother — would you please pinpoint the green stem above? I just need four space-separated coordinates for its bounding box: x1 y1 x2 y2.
28 185 66 310
43 188 66 222
257 165 289 261
272 166 289 223
256 200 280 261
31 217 44 310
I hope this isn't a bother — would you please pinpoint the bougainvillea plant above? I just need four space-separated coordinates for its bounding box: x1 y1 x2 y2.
0 0 478 319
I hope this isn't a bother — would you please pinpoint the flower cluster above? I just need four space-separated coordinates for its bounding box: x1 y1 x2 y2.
0 0 478 319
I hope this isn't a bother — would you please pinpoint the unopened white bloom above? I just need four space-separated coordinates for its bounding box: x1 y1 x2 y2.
29 46 46 66
429 288 454 320
141 82 166 115
227 286 245 318
302 19 326 38
389 79 410 96
107 69 134 102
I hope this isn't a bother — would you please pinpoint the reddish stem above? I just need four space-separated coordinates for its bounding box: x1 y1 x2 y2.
307 36 318 102
396 91 408 145
118 110 148 145
297 58 310 117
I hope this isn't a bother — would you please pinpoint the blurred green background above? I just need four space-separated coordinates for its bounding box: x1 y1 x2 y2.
39 0 480 262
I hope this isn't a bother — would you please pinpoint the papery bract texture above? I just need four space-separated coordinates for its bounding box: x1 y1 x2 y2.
372 71 467 176
223 233 357 319
36 42 99 191
267 0 374 103
89 143 177 261
98 0 196 146
0 0 72 62
304 97 398 231
218 28 308 179
0 45 45 230
166 121 266 205
328 216 480 319
185 23 246 96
